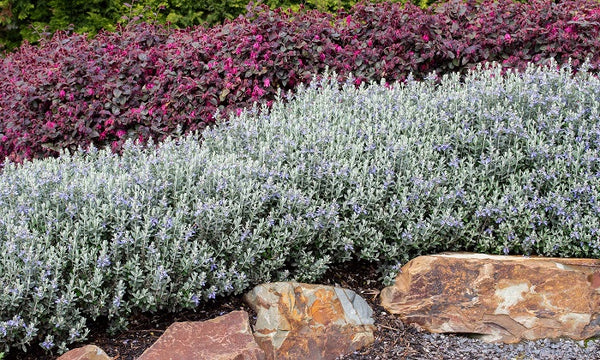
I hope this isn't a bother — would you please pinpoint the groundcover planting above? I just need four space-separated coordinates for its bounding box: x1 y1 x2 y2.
1 63 599 355
2 0 600 166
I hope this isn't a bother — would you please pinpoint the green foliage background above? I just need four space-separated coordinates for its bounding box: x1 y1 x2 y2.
0 0 426 52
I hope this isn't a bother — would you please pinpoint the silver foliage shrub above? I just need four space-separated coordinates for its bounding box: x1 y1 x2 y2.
1 61 600 354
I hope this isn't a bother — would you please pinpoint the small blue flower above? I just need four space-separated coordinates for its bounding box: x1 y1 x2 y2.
69 329 81 341
479 155 491 165
449 157 459 168
41 338 54 350
240 230 251 241
191 294 200 306
96 255 111 268
112 296 121 308
157 266 169 281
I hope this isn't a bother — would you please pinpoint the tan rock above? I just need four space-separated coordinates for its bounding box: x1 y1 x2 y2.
56 345 111 360
244 282 375 360
380 252 600 343
137 310 265 360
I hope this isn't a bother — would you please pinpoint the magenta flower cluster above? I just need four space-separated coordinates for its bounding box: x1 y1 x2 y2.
1 0 600 166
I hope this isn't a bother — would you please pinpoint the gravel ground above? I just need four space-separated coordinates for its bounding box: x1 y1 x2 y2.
338 305 600 360
7 260 600 360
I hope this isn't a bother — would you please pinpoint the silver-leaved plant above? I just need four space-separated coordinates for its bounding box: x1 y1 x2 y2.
1 60 599 354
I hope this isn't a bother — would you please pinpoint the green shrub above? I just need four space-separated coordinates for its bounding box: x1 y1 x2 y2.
2 62 600 355
0 0 122 51
1 0 415 51
0 0 566 52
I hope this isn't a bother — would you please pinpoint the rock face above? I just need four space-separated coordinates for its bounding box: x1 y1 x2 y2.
380 252 600 343
137 310 265 360
56 345 111 360
244 282 375 360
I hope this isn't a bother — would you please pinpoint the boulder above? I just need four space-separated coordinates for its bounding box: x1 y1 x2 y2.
137 310 265 360
56 345 111 360
244 282 375 360
380 252 600 343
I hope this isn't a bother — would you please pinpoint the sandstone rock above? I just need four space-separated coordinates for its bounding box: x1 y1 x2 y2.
56 345 111 360
244 282 375 360
380 252 600 343
137 310 265 360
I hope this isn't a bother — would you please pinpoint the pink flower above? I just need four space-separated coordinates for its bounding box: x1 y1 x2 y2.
319 53 325 62
1 136 7 142
422 34 430 42
116 129 126 138
346 15 352 26
236 108 242 116
46 121 56 129
504 33 512 41
87 88 94 96
252 85 265 97
564 25 574 34
253 42 260 51
59 90 66 98
367 40 373 47
104 118 114 126
263 78 270 88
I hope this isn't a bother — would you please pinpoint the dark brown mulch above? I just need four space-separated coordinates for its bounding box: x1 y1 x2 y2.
7 261 425 360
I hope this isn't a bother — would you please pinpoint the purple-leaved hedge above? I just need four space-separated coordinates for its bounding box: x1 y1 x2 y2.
1 0 600 166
